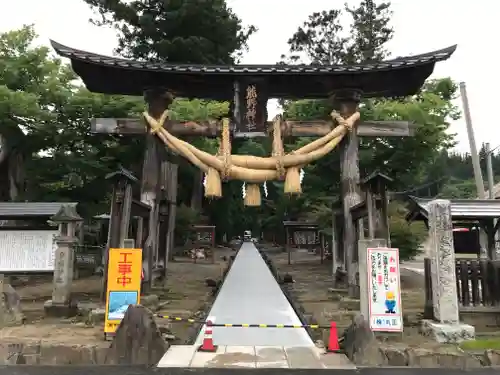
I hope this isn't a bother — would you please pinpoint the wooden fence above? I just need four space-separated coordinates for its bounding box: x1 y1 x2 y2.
424 257 500 316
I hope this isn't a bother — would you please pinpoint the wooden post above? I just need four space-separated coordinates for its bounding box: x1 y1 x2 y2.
361 172 393 245
142 89 172 291
119 183 133 248
166 162 178 266
0 273 4 327
101 168 137 301
335 89 362 298
366 190 375 239
286 226 291 265
158 197 169 282
135 217 144 250
331 212 343 282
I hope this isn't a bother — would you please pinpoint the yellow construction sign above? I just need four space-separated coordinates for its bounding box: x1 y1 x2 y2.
104 248 142 335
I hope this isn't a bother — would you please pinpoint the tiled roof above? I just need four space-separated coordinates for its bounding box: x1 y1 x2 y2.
50 40 457 99
407 195 500 220
0 202 78 219
51 41 456 76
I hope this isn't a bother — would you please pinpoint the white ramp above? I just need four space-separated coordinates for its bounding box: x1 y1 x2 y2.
158 242 355 369
194 242 314 347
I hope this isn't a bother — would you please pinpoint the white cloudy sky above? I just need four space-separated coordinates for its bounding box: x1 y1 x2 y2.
1 0 499 153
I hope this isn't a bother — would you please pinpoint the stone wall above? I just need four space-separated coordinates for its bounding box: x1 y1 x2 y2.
380 345 500 368
0 342 109 365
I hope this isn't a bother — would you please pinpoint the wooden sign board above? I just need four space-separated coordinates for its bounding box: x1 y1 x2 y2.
0 230 58 273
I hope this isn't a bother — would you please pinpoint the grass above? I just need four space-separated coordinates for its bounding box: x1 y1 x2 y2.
460 337 500 351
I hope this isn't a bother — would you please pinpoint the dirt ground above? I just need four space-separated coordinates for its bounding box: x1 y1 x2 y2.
266 247 444 348
0 246 234 345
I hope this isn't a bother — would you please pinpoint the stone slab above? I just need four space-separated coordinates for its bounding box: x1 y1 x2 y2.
318 352 356 369
190 346 227 368
284 346 323 369
421 319 475 344
157 345 196 368
255 346 288 368
157 345 356 369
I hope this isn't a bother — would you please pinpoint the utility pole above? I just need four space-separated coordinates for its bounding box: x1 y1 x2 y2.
460 82 485 199
486 143 495 199
460 82 488 259
485 142 499 259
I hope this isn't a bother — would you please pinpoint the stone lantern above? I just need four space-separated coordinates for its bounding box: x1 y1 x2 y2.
44 204 83 317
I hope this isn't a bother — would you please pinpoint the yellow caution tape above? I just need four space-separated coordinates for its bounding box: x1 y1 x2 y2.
156 314 326 329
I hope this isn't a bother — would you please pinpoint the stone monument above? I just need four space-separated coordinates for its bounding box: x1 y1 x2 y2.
44 204 82 317
421 199 475 343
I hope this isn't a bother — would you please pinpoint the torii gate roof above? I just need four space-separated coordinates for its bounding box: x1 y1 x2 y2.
51 40 456 100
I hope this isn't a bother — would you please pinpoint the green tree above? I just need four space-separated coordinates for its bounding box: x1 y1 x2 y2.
279 1 459 259
286 0 393 65
388 203 427 261
83 0 256 64
0 26 65 201
83 0 260 239
439 178 477 199
0 25 146 218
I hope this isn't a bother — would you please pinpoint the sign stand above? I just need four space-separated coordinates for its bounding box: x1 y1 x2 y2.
104 247 142 341
366 247 404 334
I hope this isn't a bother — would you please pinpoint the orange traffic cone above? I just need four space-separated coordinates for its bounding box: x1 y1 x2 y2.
327 321 340 352
198 319 217 352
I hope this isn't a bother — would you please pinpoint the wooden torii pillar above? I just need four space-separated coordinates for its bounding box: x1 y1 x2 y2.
332 90 415 298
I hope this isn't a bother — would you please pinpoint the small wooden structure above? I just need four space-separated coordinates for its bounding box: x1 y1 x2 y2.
283 221 321 265
188 225 216 264
407 196 500 259
351 171 392 244
412 198 500 320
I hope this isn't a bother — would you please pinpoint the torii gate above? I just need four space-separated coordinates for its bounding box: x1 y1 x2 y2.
51 41 456 296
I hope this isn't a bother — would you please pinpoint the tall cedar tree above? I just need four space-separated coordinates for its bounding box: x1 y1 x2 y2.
83 0 256 64
286 0 393 65
281 0 394 197
83 0 257 238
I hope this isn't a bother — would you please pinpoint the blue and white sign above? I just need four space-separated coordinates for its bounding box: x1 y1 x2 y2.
367 247 403 332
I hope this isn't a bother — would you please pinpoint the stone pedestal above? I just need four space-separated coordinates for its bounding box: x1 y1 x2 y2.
45 238 78 317
425 199 475 343
421 319 475 344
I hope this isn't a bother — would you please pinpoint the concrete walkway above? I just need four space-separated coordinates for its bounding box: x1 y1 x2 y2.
158 242 353 368
194 242 313 347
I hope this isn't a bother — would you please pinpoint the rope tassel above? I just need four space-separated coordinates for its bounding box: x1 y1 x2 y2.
244 184 261 207
143 108 360 206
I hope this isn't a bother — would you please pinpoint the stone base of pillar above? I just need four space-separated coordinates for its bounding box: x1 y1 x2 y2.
420 319 475 344
44 299 78 318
